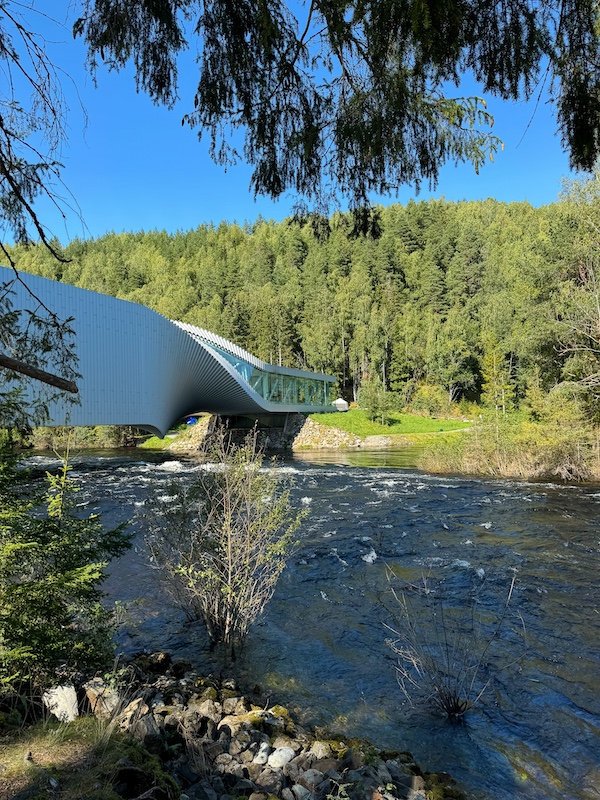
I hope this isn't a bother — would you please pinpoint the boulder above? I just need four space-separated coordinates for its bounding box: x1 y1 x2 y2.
84 677 122 719
42 684 78 722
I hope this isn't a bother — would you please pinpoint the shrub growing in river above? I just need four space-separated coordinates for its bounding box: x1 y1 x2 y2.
385 570 523 718
144 430 303 656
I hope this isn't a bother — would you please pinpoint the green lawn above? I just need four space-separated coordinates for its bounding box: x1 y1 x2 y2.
309 409 471 439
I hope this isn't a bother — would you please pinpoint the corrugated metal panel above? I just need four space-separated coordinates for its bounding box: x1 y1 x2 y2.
1 267 336 435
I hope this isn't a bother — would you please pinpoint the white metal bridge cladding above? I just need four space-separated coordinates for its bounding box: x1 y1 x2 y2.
3 267 336 436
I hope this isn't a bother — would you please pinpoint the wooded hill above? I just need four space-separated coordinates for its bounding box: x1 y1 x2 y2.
9 189 600 417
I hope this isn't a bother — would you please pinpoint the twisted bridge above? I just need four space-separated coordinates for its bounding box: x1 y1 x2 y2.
3 267 336 436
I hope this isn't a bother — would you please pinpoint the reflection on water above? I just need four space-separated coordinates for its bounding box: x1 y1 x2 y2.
32 449 600 800
292 447 424 470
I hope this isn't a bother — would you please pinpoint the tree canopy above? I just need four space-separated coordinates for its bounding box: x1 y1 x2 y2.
74 0 600 215
1 0 600 245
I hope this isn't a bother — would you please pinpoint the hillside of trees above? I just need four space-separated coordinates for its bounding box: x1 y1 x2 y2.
8 188 600 423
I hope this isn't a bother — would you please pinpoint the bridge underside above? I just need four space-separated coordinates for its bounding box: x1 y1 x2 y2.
3 268 336 437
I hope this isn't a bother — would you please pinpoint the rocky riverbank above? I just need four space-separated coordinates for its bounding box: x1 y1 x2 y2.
36 652 467 800
168 415 371 453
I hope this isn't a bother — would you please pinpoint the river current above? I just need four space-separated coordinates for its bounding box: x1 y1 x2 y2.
28 449 600 800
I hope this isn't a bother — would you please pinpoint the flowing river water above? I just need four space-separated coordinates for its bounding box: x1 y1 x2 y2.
28 449 600 800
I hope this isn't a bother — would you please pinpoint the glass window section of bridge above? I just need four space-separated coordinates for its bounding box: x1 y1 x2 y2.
204 341 333 408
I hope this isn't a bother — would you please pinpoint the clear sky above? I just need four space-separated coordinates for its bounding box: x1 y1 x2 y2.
31 3 577 244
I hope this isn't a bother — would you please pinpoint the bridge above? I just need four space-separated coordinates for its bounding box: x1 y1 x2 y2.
2 266 336 436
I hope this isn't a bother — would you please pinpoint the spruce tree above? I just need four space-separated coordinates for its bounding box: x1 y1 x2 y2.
0 439 131 691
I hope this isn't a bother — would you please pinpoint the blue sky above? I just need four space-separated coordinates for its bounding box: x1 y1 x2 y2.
34 3 576 244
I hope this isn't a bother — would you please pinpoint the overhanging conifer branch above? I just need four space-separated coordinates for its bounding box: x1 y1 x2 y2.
0 352 78 394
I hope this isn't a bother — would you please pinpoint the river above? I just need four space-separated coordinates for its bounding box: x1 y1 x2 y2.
28 449 600 799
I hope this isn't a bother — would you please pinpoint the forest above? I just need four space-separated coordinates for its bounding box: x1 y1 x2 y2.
8 176 600 427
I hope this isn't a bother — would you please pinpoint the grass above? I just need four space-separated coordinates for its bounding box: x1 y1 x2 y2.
138 434 170 450
139 416 210 450
0 716 178 800
310 409 471 442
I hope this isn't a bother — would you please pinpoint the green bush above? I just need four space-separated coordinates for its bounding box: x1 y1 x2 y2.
144 430 303 656
0 442 131 690
30 425 134 450
408 384 451 417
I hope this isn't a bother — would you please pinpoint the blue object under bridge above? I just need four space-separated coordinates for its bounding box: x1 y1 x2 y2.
3 267 336 436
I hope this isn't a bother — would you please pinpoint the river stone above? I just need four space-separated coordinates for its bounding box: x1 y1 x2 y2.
253 741 271 765
219 712 262 736
240 749 256 764
262 712 286 735
267 746 296 769
282 789 295 800
83 677 122 719
187 779 218 800
375 763 393 785
272 734 301 751
310 741 331 759
213 753 233 774
121 701 162 750
163 712 183 731
409 774 426 793
288 752 316 772
228 762 247 781
223 696 243 714
291 785 313 800
42 684 78 722
230 779 256 796
175 756 202 785
282 760 300 783
230 731 253 756
180 709 204 735
192 698 222 724
313 757 341 777
297 768 324 790
255 767 284 795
